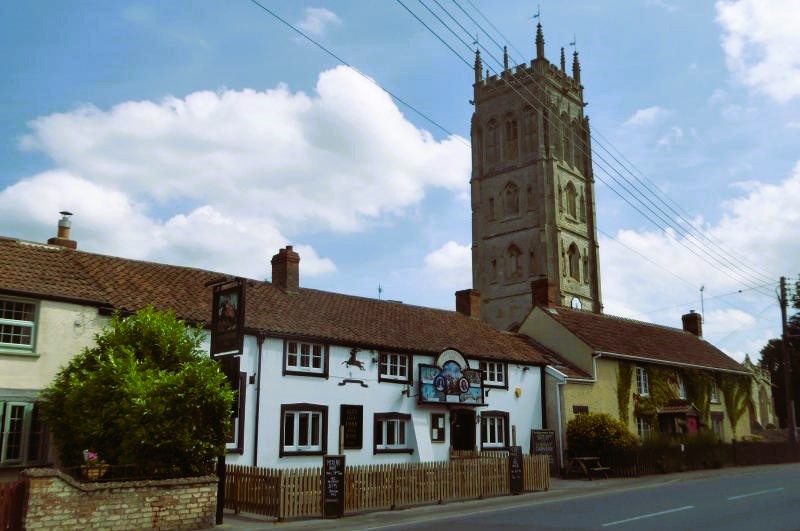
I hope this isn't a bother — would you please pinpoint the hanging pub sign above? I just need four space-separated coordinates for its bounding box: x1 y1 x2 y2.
418 348 484 406
210 279 245 357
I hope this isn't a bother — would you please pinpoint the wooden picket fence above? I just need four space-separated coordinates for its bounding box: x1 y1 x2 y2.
226 454 549 520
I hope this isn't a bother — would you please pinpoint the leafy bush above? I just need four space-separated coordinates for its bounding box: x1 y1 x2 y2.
41 307 234 476
566 413 638 458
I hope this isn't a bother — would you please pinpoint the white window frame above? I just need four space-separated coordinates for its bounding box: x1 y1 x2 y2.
710 381 720 403
479 361 506 387
378 353 410 383
284 340 325 374
636 416 652 440
0 401 46 466
481 413 507 449
281 405 326 455
0 298 37 355
677 374 687 400
636 367 650 396
374 413 412 453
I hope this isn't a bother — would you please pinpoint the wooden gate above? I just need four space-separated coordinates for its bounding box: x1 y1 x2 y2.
0 479 27 531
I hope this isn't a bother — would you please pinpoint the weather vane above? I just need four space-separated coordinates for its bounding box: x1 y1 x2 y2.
531 5 541 20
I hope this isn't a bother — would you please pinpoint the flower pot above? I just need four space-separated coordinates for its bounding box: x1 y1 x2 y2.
81 464 109 481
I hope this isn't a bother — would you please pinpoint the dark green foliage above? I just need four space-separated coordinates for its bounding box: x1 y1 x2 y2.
566 413 638 458
41 307 234 476
616 362 633 423
719 373 752 438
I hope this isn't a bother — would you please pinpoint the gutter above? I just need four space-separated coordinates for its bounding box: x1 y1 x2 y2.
593 350 750 376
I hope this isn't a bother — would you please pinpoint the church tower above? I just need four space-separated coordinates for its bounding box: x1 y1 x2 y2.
470 24 602 330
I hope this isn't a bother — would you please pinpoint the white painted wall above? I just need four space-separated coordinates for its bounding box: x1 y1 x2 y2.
0 299 108 393
227 334 544 469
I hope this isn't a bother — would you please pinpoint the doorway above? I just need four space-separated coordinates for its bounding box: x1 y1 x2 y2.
450 409 476 451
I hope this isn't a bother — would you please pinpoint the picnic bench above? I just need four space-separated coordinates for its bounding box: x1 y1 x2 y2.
567 456 610 480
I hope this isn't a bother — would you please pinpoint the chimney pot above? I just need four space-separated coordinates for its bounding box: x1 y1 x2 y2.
47 211 77 249
455 289 481 319
682 311 703 337
271 246 300 292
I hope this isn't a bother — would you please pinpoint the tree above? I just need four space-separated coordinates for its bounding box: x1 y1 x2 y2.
759 275 800 429
41 307 234 476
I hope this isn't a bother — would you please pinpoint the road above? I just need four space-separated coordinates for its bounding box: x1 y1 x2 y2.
397 464 800 531
221 463 800 530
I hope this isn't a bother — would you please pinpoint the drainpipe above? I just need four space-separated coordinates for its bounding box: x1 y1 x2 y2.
253 334 266 467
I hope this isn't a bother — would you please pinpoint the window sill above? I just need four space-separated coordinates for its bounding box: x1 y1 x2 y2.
284 369 327 378
378 376 412 385
280 450 325 457
374 448 414 455
0 349 39 358
482 382 508 389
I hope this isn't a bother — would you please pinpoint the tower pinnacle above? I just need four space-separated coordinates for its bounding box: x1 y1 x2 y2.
535 23 544 60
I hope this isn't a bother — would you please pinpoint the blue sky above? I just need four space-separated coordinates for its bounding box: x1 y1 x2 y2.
2 1 799 362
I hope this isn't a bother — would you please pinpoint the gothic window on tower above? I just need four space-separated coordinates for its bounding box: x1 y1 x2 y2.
503 182 519 217
572 121 583 168
488 198 495 220
507 245 522 279
491 259 498 282
561 114 571 166
567 243 580 281
526 185 534 210
579 193 586 222
486 119 499 165
529 251 535 275
522 106 538 156
565 182 578 219
583 256 589 284
504 113 518 160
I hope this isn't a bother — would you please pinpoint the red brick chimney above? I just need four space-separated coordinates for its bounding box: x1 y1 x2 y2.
455 289 481 319
47 211 77 249
682 310 703 337
271 246 300 292
531 277 556 308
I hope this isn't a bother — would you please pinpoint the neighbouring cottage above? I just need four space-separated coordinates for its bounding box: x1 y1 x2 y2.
0 216 552 478
520 302 754 462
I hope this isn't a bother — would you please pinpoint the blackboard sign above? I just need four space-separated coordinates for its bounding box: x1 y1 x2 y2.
531 429 557 474
322 455 345 518
508 445 524 495
340 405 363 449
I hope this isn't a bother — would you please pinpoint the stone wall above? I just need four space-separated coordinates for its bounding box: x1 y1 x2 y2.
21 468 217 530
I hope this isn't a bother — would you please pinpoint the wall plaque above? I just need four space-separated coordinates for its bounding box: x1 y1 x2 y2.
340 404 363 450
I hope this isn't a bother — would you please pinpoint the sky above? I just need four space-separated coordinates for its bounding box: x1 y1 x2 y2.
2 0 798 363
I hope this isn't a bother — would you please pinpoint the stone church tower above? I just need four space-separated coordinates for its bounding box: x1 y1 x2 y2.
470 24 602 330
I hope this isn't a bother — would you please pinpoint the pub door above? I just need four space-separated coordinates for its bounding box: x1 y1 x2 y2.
450 409 476 451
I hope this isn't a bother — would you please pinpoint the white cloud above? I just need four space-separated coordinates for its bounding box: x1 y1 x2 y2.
716 0 800 103
19 66 469 233
656 126 683 147
600 162 800 361
297 7 342 38
623 106 671 127
423 241 472 290
6 66 469 280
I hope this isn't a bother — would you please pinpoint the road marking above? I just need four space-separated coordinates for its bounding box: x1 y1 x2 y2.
601 505 694 527
727 487 784 501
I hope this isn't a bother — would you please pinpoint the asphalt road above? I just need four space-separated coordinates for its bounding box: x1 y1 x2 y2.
220 463 800 530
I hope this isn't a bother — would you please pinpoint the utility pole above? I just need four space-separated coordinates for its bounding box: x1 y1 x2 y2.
780 276 797 443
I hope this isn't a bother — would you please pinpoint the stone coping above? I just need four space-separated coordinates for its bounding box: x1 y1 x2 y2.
21 467 217 492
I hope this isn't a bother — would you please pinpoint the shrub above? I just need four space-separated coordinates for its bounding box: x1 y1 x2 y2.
41 307 234 476
566 413 638 458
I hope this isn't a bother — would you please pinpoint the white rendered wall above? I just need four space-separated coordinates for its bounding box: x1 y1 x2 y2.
227 335 544 469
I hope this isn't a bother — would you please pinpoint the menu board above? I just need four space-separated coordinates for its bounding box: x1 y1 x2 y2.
531 429 557 474
340 405 363 449
508 445 524 495
322 455 345 518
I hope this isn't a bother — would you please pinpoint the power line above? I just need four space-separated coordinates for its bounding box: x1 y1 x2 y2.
404 0 776 297
246 0 467 147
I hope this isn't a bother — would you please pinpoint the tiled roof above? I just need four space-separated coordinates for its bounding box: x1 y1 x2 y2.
0 237 549 364
541 306 746 373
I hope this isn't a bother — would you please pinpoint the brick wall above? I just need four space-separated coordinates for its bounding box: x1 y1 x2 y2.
21 468 217 530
